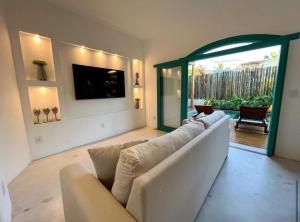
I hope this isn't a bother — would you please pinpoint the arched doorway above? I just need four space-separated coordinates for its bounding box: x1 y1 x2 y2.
154 33 300 156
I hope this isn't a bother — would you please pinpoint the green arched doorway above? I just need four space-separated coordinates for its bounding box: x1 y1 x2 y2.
154 33 300 156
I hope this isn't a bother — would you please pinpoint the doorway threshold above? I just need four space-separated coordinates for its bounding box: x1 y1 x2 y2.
230 142 266 155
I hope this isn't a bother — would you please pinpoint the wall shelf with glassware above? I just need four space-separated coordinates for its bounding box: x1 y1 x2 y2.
132 59 144 109
19 31 62 125
28 86 61 125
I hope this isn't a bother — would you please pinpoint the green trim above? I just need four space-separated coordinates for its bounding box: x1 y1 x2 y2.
155 33 299 157
156 62 184 131
187 34 280 58
154 33 300 67
185 37 285 62
154 59 183 68
181 61 189 121
267 39 290 156
156 67 162 129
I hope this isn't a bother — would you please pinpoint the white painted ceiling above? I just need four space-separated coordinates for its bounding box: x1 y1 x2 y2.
45 0 299 41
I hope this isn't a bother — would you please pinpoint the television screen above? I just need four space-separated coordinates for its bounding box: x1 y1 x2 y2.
72 64 125 100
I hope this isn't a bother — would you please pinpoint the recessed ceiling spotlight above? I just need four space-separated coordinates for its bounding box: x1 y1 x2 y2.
98 50 103 57
80 45 85 54
34 34 41 44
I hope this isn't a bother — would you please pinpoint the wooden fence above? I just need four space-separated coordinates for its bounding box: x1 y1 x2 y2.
189 66 277 99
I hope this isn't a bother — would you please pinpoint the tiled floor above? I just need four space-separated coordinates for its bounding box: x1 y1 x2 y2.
9 127 300 222
9 127 165 222
195 148 300 222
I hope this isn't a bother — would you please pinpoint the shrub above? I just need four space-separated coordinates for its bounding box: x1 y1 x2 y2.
203 96 272 111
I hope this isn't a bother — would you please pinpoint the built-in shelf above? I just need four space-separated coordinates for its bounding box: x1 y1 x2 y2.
25 80 58 87
19 31 56 81
19 31 62 125
132 59 144 110
133 85 143 88
28 86 61 125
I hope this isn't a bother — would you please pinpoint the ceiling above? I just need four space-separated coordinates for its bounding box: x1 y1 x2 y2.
45 0 300 41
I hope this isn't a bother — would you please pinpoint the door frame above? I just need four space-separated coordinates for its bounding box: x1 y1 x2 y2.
154 33 300 156
156 60 188 132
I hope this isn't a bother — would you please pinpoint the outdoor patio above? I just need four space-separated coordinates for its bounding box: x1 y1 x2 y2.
188 110 268 149
230 119 268 148
187 59 276 149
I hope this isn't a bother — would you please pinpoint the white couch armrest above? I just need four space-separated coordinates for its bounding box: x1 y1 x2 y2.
60 163 136 222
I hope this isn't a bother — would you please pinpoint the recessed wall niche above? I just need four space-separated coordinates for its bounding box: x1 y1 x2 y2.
132 59 144 109
19 31 56 81
28 87 61 124
133 87 144 109
132 59 143 86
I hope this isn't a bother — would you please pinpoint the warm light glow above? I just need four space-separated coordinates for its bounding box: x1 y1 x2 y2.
98 50 103 57
33 34 41 44
133 88 139 99
39 87 47 94
134 59 138 65
80 45 85 54
113 54 118 60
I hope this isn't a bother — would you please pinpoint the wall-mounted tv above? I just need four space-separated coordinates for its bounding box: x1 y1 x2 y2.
72 64 125 100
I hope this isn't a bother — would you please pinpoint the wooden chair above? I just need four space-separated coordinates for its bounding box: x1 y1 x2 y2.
235 107 269 134
194 105 214 116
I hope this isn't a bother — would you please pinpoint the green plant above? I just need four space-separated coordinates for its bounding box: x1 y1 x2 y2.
203 95 272 111
32 60 47 66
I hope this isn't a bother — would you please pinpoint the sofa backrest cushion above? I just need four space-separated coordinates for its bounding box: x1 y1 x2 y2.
198 111 225 128
88 140 148 190
126 116 230 222
111 122 205 205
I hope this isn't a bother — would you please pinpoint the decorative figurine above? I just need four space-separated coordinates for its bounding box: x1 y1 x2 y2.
51 107 59 121
135 98 140 109
33 108 41 124
42 107 51 122
33 60 48 81
135 72 140 85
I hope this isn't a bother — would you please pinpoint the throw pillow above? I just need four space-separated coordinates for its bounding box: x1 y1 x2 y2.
111 123 205 205
88 140 148 190
198 110 225 128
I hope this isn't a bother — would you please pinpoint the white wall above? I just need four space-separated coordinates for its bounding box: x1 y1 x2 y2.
144 2 300 159
3 0 146 160
0 2 31 183
275 40 300 160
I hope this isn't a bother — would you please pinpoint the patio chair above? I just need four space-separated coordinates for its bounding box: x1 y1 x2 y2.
194 105 214 116
235 106 269 134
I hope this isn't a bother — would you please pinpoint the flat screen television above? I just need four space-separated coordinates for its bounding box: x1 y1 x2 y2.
72 64 125 100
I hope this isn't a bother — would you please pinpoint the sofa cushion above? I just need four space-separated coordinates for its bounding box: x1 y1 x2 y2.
88 140 148 190
198 111 225 128
111 123 205 205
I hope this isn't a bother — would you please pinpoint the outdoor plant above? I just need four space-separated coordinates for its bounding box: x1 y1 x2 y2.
204 95 272 111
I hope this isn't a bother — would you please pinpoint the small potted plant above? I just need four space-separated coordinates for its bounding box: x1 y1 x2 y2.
135 72 140 86
33 60 48 81
135 98 140 109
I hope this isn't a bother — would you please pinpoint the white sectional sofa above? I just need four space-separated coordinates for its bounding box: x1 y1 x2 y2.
60 115 230 222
